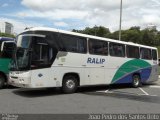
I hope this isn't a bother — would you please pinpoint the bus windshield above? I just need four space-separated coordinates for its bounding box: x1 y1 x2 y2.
11 34 56 71
11 35 32 70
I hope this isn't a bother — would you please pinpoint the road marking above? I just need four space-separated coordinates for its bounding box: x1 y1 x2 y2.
139 87 149 95
96 89 111 93
97 90 157 96
96 88 158 97
138 94 158 96
96 90 107 93
149 85 160 88
105 89 109 93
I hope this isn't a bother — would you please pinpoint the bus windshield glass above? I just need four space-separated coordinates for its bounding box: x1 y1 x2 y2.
11 34 56 71
12 35 32 70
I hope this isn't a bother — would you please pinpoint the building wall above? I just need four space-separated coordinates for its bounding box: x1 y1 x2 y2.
0 22 5 33
0 21 13 34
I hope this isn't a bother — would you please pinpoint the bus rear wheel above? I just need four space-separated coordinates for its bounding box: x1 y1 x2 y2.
0 75 5 89
132 74 141 88
62 75 78 94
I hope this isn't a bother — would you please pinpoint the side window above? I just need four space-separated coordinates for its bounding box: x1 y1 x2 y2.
140 48 152 60
109 43 125 57
1 42 16 58
127 46 139 59
89 39 108 56
31 36 54 68
60 34 87 53
152 50 158 60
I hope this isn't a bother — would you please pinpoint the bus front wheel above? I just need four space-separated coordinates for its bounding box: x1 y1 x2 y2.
132 74 141 88
0 75 5 89
62 75 78 94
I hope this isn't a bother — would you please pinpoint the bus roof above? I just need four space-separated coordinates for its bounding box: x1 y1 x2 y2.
23 27 157 50
0 37 15 41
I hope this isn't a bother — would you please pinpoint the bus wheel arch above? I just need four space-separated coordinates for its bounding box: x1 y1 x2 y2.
62 73 80 94
132 73 141 88
0 72 7 89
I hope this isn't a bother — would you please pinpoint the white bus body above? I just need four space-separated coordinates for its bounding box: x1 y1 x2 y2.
9 27 159 93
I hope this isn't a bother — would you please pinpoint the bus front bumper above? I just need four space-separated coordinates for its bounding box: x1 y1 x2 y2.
9 71 32 88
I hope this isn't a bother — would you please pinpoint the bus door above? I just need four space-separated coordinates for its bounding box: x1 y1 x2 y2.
30 36 57 87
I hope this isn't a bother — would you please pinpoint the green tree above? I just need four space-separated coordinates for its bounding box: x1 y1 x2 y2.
141 29 155 46
0 32 15 38
108 31 119 40
72 26 110 38
122 29 142 44
155 32 160 46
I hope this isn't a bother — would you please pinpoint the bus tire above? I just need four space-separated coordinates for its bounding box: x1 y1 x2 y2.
0 75 5 89
62 75 78 94
132 74 141 88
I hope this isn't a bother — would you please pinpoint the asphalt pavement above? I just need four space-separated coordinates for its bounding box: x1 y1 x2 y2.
0 80 160 114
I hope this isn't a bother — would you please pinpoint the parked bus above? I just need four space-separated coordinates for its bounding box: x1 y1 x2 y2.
9 27 159 93
0 37 15 88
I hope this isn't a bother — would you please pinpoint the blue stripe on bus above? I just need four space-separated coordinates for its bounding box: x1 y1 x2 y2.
112 67 152 84
0 37 14 41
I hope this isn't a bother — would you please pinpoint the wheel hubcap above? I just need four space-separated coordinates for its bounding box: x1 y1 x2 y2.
134 77 139 86
66 80 75 89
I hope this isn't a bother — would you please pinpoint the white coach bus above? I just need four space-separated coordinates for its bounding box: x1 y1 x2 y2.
9 27 159 93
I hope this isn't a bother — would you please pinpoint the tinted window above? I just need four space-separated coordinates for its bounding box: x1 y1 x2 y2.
140 48 152 60
60 34 87 53
109 43 125 57
1 42 15 58
152 50 157 60
127 46 139 58
31 36 57 69
89 39 108 56
21 36 31 49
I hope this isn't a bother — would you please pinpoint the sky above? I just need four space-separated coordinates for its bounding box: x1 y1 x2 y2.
0 0 160 34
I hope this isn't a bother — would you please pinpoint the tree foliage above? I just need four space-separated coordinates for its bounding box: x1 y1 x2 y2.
73 26 111 38
0 32 15 38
